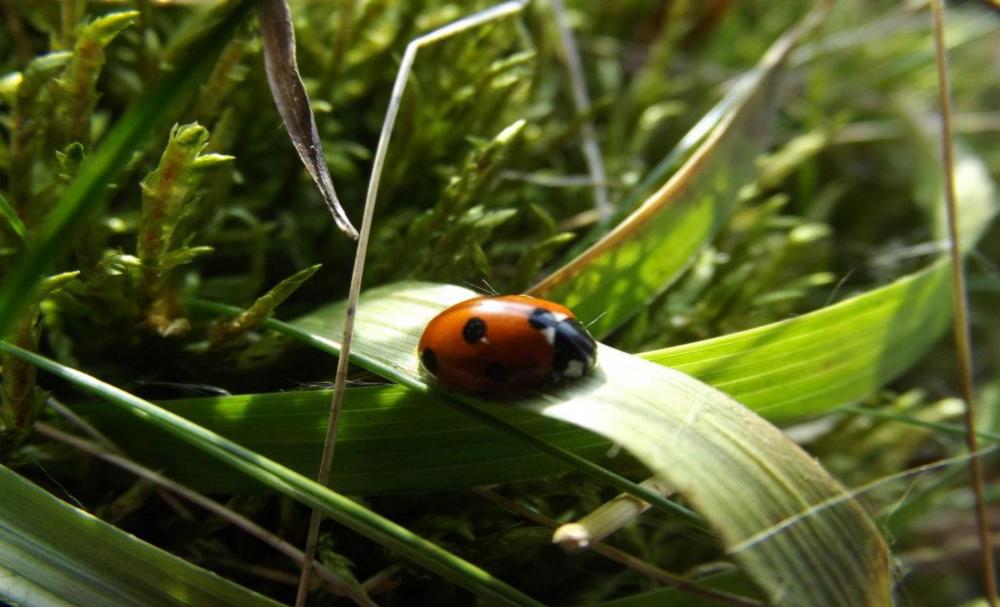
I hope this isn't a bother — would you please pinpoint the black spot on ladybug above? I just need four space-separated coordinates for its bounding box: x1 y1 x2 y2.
485 361 508 383
463 317 487 343
421 348 438 374
528 307 556 330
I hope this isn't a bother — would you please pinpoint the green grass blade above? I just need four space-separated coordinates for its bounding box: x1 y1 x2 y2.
83 256 957 496
528 5 828 337
86 137 992 497
0 0 255 339
650 143 995 423
0 464 282 607
23 278 898 602
285 282 892 604
77 383 618 494
0 191 29 245
0 341 541 607
648 260 952 422
103 141 991 504
539 356 890 605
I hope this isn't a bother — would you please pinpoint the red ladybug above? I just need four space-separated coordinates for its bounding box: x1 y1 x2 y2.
418 295 597 394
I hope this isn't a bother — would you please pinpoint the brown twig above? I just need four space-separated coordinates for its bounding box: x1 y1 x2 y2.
34 422 376 606
929 1 998 603
45 396 194 519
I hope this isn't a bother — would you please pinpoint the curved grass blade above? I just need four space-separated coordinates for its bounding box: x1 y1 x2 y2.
117 141 994 502
0 465 282 607
88 264 974 495
278 282 891 605
528 4 829 337
563 44 767 261
0 0 256 339
0 342 542 607
649 132 995 425
89 138 993 496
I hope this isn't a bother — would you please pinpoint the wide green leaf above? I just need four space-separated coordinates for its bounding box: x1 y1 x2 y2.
29 278 896 603
214 281 884 605
80 384 614 494
92 249 960 496
1 341 541 607
84 140 994 498
0 464 282 607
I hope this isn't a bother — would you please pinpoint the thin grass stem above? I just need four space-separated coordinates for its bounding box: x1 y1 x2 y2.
550 0 611 218
841 404 1000 444
929 1 998 603
34 422 376 605
294 4 530 603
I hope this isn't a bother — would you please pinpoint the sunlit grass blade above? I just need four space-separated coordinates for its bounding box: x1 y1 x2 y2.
116 141 994 509
272 282 891 604
84 254 957 496
86 140 994 496
648 259 953 423
0 342 541 607
79 384 617 494
528 4 829 337
0 464 282 607
0 0 255 338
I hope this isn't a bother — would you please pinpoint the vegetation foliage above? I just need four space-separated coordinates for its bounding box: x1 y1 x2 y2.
0 0 997 605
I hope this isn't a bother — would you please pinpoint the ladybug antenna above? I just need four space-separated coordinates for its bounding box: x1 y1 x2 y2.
461 280 488 294
584 310 608 330
480 278 500 296
459 279 501 295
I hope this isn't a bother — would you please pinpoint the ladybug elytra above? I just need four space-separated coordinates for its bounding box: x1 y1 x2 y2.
417 295 597 394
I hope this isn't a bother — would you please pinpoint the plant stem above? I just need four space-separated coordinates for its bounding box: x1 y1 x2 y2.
35 422 374 605
929 1 998 604
550 0 610 218
293 4 530 604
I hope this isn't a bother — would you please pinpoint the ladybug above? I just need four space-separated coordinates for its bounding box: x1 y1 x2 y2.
418 295 597 394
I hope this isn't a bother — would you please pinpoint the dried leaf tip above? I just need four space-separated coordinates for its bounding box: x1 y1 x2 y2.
257 0 359 241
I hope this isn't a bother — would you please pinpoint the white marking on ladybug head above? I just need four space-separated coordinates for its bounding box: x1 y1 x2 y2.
564 359 585 378
540 326 556 346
